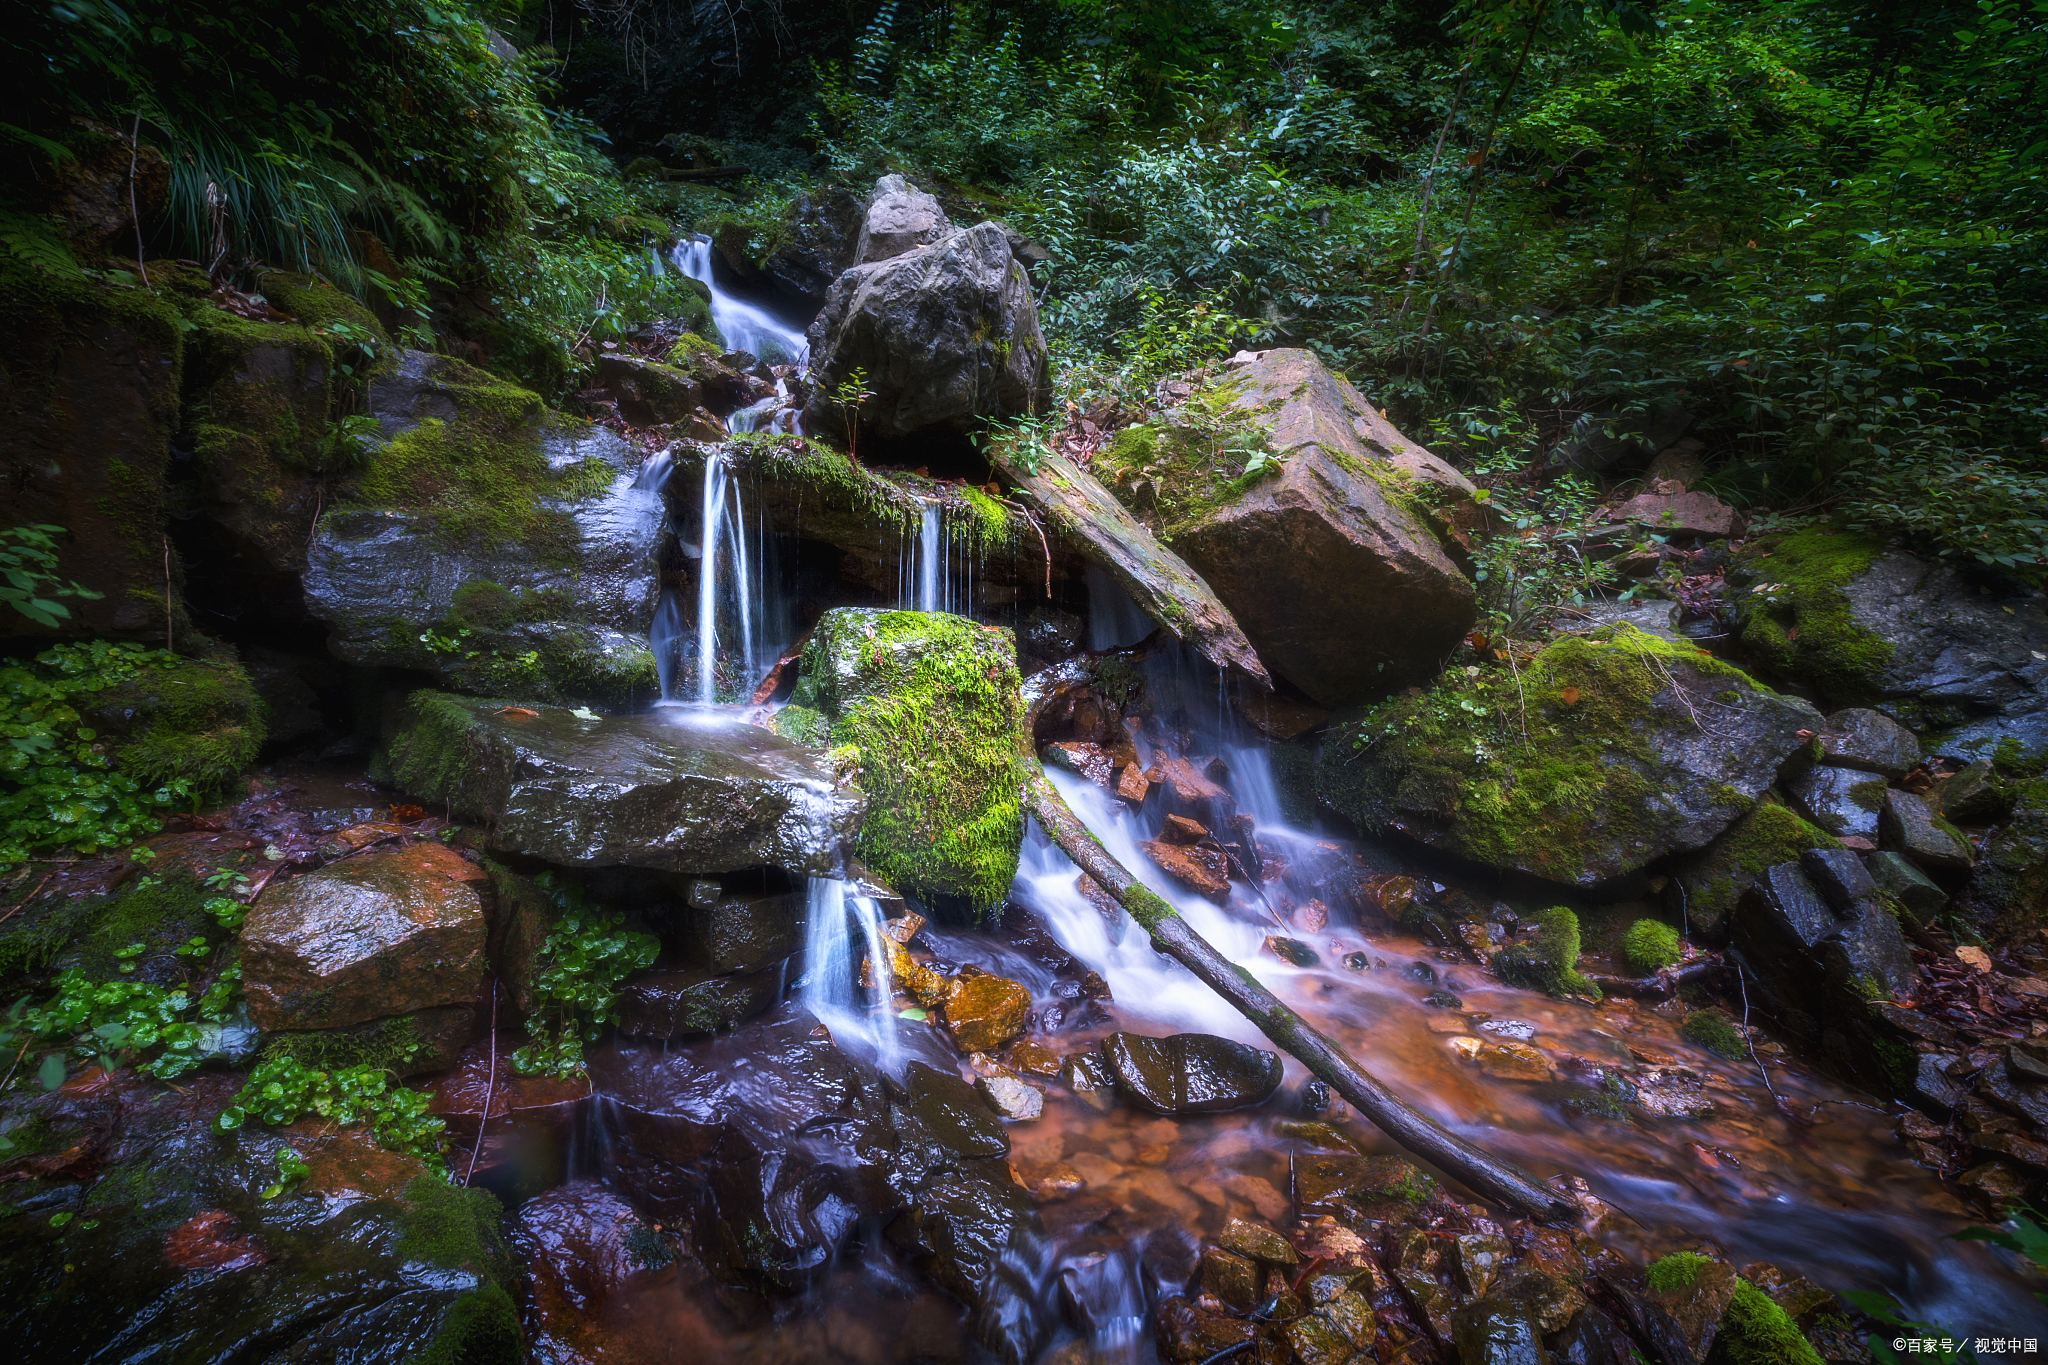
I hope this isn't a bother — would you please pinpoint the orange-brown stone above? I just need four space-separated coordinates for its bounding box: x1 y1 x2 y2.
942 972 1033 1054
1140 839 1232 901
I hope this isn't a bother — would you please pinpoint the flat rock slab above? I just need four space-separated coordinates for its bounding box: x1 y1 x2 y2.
1100 1031 1283 1115
992 442 1268 688
381 692 862 874
241 842 487 1032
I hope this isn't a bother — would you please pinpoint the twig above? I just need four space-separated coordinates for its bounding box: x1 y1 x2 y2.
0 1039 31 1093
463 979 499 1186
997 498 1052 597
127 114 149 288
1504 640 1530 747
163 536 174 653
0 872 56 926
1736 963 1786 1110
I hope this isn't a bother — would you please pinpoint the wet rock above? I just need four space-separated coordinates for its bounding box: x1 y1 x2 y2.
1059 1050 1119 1111
596 352 704 425
1881 789 1974 870
854 174 954 264
1939 757 2008 824
1200 1246 1263 1312
1668 802 1841 941
512 1180 691 1362
1819 707 1922 779
381 692 860 875
1140 839 1233 901
1298 1220 1379 1281
1161 813 1211 844
1551 1303 1639 1365
239 841 487 1032
1100 1032 1284 1115
679 890 808 973
993 441 1268 687
804 221 1043 439
616 958 800 1038
1450 1233 1513 1297
1286 1311 1360 1365
1218 1217 1299 1267
1156 755 1239 826
1450 1294 1550 1365
902 1061 1013 1160
1008 1041 1062 1078
1155 1296 1256 1362
1786 764 1886 843
1957 1159 2032 1201
1980 1060 2048 1129
944 973 1033 1054
1457 1038 1555 1083
788 608 1025 910
976 1073 1045 1121
1642 1253 1738 1364
1320 626 1822 887
1045 740 1119 791
1153 349 1478 704
1607 488 1738 538
1292 1153 1436 1223
1266 936 1322 968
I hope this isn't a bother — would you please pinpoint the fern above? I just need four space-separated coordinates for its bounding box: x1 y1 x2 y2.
0 212 85 278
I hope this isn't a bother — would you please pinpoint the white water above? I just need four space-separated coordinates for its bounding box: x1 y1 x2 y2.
799 877 904 1074
669 236 811 366
892 500 976 617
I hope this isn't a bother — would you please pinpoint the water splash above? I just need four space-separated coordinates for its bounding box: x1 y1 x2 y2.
670 236 810 366
798 877 903 1074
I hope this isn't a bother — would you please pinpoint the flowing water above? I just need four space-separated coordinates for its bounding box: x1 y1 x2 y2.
670 235 812 367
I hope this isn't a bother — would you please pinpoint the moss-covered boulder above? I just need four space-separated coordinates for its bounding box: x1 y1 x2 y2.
1493 907 1600 998
786 608 1026 913
380 690 861 875
1730 530 2048 765
0 257 187 641
82 652 266 794
1960 775 2048 942
304 351 661 705
0 1076 519 1363
1668 800 1841 941
1317 625 1823 888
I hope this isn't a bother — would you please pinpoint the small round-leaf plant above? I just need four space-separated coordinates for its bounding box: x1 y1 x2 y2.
511 873 659 1078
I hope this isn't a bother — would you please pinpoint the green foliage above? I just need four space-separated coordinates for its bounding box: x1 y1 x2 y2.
510 874 659 1078
1682 1009 1748 1060
0 525 103 629
6 963 242 1086
0 642 200 868
1621 919 1680 973
215 1055 446 1175
1493 906 1599 999
1717 1281 1825 1365
1466 472 1625 638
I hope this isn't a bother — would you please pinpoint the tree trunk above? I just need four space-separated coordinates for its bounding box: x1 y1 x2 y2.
1021 764 1580 1225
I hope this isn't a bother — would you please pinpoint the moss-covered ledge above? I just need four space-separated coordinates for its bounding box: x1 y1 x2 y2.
1727 529 1893 705
1315 625 1825 887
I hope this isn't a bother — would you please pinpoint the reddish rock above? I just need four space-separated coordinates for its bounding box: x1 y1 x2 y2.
428 1034 591 1137
1114 763 1151 805
1607 489 1739 537
1140 839 1232 901
1161 814 1212 845
239 842 488 1031
512 1180 696 1364
1076 872 1121 921
1046 740 1119 791
942 972 1033 1053
1156 755 1237 825
1156 1297 1256 1362
163 1209 272 1272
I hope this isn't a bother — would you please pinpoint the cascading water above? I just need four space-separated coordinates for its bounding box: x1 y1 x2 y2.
797 877 903 1074
669 235 811 368
894 499 975 617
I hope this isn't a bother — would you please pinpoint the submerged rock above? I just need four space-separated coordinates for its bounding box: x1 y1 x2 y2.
239 841 488 1032
1099 1031 1283 1115
304 351 661 706
942 972 1032 1054
803 220 1044 439
380 691 861 874
787 609 1024 911
615 958 803 1038
1319 626 1822 887
1104 349 1479 704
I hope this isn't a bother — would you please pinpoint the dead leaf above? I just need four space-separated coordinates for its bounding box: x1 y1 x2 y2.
1559 686 1581 705
495 706 540 718
1956 945 1993 974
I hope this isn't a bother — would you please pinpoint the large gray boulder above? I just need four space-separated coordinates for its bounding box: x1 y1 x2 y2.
380 692 863 875
802 220 1046 439
305 351 662 705
1094 349 1477 704
1318 625 1822 887
762 184 866 300
854 173 952 264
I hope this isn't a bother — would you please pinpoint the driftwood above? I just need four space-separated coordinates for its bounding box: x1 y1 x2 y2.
1584 957 1724 1000
1022 763 1580 1224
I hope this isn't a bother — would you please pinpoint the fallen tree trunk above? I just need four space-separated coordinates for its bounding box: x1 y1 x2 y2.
1022 763 1580 1224
1584 957 1724 1001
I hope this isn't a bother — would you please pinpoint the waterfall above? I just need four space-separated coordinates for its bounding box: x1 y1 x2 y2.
896 499 970 616
670 236 811 366
798 877 902 1073
917 502 941 612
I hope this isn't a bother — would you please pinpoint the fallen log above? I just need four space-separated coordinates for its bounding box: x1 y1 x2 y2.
1021 763 1580 1224
1583 957 1724 1000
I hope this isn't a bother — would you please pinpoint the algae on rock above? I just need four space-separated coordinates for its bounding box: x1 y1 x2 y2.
788 608 1027 912
1668 800 1841 942
1728 530 1894 705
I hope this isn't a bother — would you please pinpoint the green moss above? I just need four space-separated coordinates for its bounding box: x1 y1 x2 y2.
254 271 391 348
92 656 266 794
790 610 1025 913
350 356 614 561
665 331 724 371
1318 626 1763 885
1729 530 1893 705
1716 1280 1825 1365
1675 799 1840 940
1644 1251 1714 1293
771 704 831 748
1871 1036 1916 1092
408 1283 522 1365
1682 1010 1747 1059
259 1011 446 1076
1495 907 1600 998
396 1174 509 1271
1622 919 1682 973
450 580 522 629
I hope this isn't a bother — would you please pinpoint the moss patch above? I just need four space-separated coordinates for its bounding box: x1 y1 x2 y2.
89 656 266 794
1493 906 1600 998
1622 918 1682 973
396 1174 509 1272
789 609 1026 913
1729 530 1893 706
1717 1280 1825 1365
1316 626 1767 885
1091 377 1289 536
1676 800 1840 941
1643 1251 1714 1293
1682 1009 1747 1059
410 1283 523 1365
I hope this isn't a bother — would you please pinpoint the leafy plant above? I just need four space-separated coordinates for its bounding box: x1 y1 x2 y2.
0 525 103 629
6 963 243 1086
511 874 658 1078
216 1054 446 1175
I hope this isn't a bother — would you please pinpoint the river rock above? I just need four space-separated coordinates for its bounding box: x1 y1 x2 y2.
1607 488 1739 538
802 220 1044 439
1450 1294 1548 1365
0 1072 520 1363
1786 764 1886 843
975 1072 1044 1121
676 890 808 972
761 184 865 300
239 842 487 1032
305 351 661 705
854 173 953 264
512 1181 691 1364
1881 789 1974 869
615 958 802 1038
1139 838 1232 901
1199 1246 1262 1311
1099 1031 1283 1115
596 352 704 425
1139 349 1479 703
1939 758 2008 823
943 972 1033 1054
1731 532 2048 764
1867 851 1948 923
786 609 1024 910
380 691 861 875
1819 707 1921 779
1320 625 1822 887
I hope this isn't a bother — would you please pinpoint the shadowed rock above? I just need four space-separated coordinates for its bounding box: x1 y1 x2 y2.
1100 1031 1283 1115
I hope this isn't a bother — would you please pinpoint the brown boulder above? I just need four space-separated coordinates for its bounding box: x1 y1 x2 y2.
1174 349 1478 704
1608 488 1739 538
239 842 488 1032
942 972 1032 1053
1140 839 1232 901
596 353 702 425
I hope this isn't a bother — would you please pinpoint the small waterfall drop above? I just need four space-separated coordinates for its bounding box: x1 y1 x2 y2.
798 877 902 1074
670 236 811 366
917 501 941 612
895 499 973 617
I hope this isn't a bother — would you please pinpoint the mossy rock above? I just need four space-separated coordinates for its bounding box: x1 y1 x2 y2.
1316 626 1822 887
254 270 393 352
1493 907 1600 999
1670 800 1841 942
789 608 1027 914
1727 530 1894 706
1622 918 1681 973
259 1003 478 1078
1960 775 2048 942
83 654 266 794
